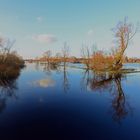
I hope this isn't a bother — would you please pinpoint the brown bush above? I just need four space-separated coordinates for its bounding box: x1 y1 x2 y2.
90 51 114 71
0 52 24 79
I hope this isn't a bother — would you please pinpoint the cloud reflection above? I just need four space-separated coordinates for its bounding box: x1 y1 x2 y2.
32 78 55 88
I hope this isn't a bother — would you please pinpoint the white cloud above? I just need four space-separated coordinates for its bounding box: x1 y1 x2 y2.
36 16 43 23
32 34 57 44
87 29 94 36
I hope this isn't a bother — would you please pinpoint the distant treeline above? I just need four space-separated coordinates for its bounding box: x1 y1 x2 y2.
26 57 140 64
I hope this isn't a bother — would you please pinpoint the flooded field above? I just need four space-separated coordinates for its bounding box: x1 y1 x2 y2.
0 63 140 140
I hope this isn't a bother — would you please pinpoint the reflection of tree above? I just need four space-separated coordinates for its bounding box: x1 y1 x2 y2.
63 65 69 93
81 69 90 91
89 72 116 93
82 71 133 123
35 61 40 71
41 61 70 93
0 79 18 113
43 63 51 75
111 77 132 124
42 63 61 75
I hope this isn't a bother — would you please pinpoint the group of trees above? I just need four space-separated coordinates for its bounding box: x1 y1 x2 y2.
0 37 24 79
40 42 70 67
37 18 138 73
83 18 138 72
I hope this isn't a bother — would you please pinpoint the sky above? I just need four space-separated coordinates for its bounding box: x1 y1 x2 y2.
0 0 140 58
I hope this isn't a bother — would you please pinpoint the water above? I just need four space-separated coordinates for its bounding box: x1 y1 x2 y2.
0 63 140 140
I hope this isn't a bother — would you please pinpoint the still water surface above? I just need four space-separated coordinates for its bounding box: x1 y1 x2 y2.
0 63 140 140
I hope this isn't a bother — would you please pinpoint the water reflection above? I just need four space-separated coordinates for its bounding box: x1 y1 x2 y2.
41 62 70 93
33 78 55 88
0 78 18 113
82 70 133 123
41 63 133 123
81 69 91 91
42 62 61 75
62 63 70 93
0 63 138 140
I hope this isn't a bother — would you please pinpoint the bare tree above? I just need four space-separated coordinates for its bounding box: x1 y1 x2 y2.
62 42 70 69
0 37 15 63
112 18 138 70
81 44 91 69
43 50 52 65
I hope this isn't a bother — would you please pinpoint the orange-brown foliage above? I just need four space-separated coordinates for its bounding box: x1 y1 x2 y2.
90 51 114 71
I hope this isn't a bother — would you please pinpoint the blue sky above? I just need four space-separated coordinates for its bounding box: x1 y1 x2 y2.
0 0 140 58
